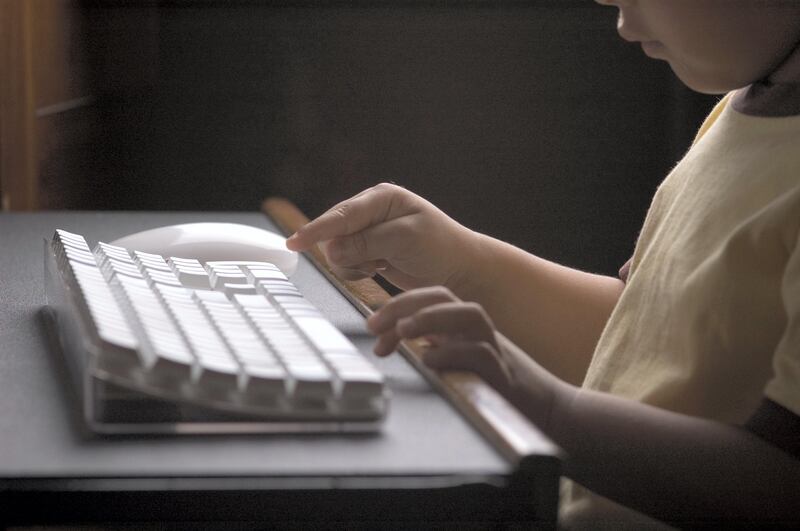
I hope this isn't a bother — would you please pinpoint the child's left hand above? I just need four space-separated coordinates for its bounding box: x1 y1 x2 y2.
366 286 518 393
367 285 572 431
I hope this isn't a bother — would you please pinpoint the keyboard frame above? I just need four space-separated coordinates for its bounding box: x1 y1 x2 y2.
44 238 387 434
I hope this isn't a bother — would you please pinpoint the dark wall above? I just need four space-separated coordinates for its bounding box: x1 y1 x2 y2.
73 2 717 275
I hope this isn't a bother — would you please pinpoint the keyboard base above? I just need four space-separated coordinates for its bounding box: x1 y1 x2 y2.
87 376 385 434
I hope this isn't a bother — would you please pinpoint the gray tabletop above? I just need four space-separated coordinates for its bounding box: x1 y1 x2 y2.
0 211 517 486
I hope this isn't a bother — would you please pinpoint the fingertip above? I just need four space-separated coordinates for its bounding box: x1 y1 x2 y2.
366 313 380 333
373 333 399 357
285 231 308 251
373 342 391 358
285 234 300 250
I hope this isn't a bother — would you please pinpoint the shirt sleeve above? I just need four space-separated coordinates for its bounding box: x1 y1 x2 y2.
618 258 632 284
764 233 800 417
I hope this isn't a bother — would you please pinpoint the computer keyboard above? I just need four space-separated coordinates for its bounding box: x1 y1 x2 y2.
45 229 389 428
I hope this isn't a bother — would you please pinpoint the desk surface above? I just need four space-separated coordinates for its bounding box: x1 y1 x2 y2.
0 211 558 525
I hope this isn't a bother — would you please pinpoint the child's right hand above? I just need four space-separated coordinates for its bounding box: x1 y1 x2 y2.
286 183 478 292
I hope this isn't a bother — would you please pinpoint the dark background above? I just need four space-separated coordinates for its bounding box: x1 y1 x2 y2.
43 0 717 276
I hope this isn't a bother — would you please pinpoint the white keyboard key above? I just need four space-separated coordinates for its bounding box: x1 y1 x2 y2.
289 364 334 399
96 242 135 263
195 357 241 394
210 273 249 289
105 261 144 279
259 282 302 298
148 347 194 383
245 267 288 282
64 248 99 266
207 261 277 268
193 289 229 304
175 270 211 289
134 251 171 271
56 229 91 248
169 258 211 289
154 283 192 300
221 282 258 296
293 316 358 354
337 370 385 400
233 293 272 308
96 324 139 352
145 269 182 286
242 364 287 397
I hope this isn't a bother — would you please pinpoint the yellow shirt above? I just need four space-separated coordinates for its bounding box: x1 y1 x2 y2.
561 93 800 527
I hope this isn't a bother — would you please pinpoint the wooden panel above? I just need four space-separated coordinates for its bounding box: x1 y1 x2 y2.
0 0 124 210
32 0 95 210
31 0 89 109
37 3 159 209
0 0 38 211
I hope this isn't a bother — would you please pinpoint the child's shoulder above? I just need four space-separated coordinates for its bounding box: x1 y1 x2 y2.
692 93 734 146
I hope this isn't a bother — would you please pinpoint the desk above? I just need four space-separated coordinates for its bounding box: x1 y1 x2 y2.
0 211 559 527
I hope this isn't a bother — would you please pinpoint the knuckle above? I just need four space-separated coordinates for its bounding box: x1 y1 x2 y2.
464 301 483 314
476 341 496 358
394 215 417 236
330 203 353 233
373 182 397 194
414 305 435 324
466 302 493 327
431 285 456 301
331 202 350 219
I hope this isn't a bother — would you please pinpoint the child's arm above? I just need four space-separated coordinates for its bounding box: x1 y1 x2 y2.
369 288 800 525
287 183 623 384
458 232 624 385
547 377 800 525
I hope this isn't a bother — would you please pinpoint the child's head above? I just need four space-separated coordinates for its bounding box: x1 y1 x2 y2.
595 0 800 94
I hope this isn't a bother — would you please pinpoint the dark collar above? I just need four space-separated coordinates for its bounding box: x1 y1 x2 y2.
731 41 800 117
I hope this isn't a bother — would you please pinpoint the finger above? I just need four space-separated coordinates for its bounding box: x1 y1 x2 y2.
324 217 416 268
373 329 402 357
329 260 386 281
395 301 495 345
373 322 436 358
323 237 385 277
320 240 369 279
286 184 400 251
422 340 508 389
366 286 458 335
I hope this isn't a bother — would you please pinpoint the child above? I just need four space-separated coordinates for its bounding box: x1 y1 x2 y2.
287 1 800 527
